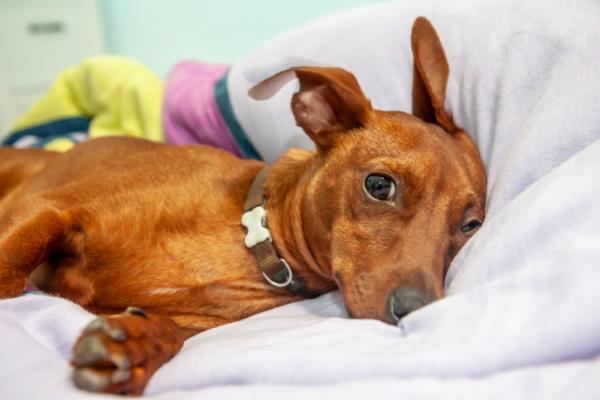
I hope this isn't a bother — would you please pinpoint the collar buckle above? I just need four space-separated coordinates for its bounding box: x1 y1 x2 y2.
262 258 294 288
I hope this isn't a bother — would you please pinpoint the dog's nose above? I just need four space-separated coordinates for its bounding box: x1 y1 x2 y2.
389 287 429 322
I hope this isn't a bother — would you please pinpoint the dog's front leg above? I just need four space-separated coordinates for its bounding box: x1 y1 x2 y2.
71 307 188 396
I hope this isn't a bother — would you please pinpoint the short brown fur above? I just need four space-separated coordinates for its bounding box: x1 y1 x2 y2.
0 17 486 395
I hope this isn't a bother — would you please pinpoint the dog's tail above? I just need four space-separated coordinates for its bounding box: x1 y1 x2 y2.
0 147 58 201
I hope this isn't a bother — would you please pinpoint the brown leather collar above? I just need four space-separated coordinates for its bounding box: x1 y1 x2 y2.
242 167 318 298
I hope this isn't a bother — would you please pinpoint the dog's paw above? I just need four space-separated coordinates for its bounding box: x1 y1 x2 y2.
71 307 180 396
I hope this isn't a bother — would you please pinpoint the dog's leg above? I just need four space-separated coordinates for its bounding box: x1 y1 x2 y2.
71 307 189 396
0 199 72 298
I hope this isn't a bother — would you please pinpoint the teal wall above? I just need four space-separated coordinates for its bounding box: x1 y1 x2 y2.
99 0 390 77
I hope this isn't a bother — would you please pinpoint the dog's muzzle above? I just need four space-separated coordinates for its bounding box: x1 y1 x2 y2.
389 287 430 322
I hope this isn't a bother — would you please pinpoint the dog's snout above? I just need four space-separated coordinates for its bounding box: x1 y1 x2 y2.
389 287 429 322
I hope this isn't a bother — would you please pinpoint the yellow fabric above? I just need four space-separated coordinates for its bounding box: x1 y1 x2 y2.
10 55 164 151
43 138 78 153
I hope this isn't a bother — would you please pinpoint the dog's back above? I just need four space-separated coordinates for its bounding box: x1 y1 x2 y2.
0 137 268 309
0 148 58 200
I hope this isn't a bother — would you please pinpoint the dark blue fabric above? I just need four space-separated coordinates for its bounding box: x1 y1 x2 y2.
214 73 262 160
2 117 90 147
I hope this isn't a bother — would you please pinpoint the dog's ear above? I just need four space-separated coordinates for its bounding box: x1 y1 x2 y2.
411 17 458 133
249 66 371 149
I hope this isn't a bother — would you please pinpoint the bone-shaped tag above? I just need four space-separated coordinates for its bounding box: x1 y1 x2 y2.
241 206 271 248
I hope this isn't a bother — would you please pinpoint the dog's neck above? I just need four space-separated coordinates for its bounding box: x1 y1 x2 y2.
262 148 337 294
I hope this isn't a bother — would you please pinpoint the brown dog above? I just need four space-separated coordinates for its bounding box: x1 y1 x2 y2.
0 17 485 395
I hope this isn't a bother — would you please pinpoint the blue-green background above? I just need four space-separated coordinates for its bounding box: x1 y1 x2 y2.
99 0 390 77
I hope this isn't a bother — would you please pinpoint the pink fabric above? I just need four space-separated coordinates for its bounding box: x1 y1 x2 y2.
162 61 242 156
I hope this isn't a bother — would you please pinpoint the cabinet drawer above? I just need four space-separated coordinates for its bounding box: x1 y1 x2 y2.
0 0 103 86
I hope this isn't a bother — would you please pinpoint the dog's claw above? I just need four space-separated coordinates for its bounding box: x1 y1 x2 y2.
83 317 109 334
108 327 127 342
82 317 128 342
73 367 110 392
125 306 147 319
109 352 131 370
111 369 131 385
72 335 108 366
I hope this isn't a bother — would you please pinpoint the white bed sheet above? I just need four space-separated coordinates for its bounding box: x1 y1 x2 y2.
2 0 600 398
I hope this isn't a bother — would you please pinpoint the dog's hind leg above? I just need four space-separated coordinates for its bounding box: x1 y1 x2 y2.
0 194 75 298
0 148 66 297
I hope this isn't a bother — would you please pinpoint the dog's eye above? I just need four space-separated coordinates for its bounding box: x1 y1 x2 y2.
364 174 395 201
461 219 482 234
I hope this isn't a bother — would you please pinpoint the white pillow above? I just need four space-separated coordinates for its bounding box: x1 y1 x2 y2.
1 1 599 398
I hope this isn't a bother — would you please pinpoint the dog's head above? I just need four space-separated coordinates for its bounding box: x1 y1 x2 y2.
250 17 486 324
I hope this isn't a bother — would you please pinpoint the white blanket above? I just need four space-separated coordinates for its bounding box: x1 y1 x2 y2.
2 0 600 398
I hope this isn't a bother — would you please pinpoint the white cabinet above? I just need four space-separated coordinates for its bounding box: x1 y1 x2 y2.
0 0 104 139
